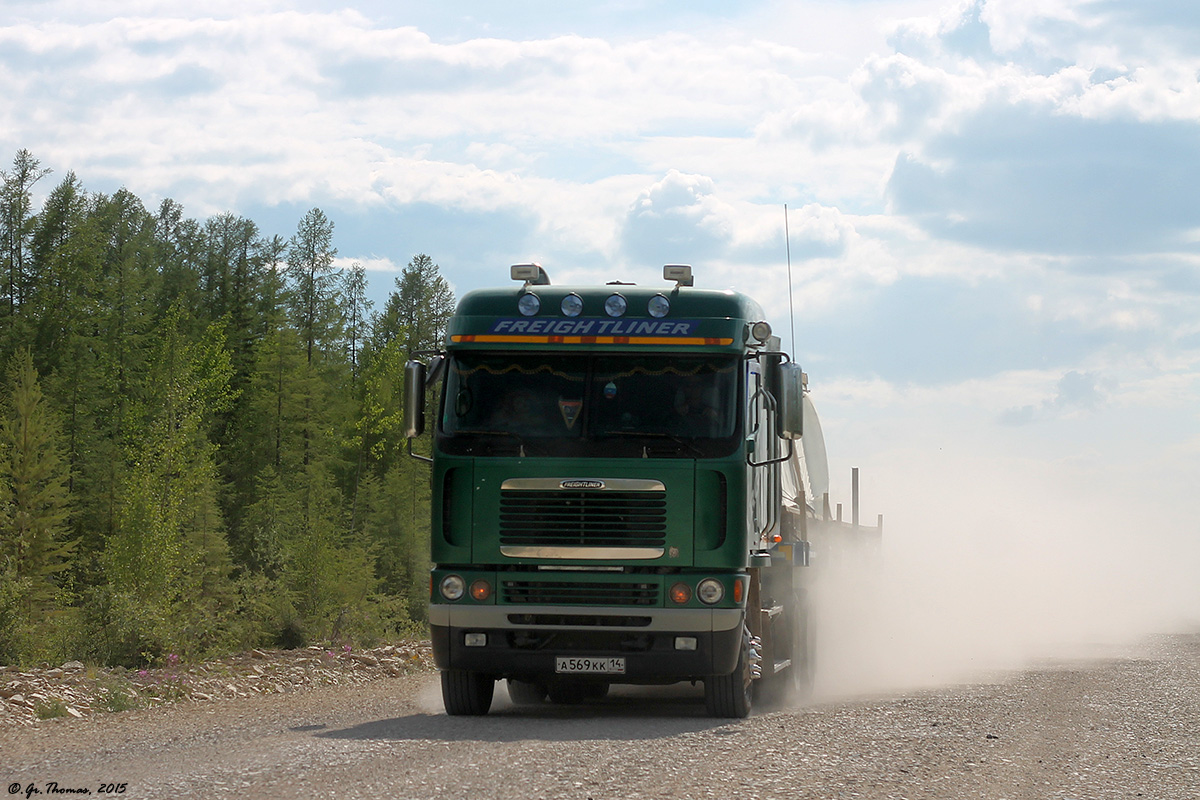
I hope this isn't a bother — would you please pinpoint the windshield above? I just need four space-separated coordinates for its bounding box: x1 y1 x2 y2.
439 353 741 458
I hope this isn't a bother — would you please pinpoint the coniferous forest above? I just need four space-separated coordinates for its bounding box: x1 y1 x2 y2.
0 149 455 667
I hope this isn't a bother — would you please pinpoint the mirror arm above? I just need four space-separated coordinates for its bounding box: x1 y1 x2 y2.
407 438 433 465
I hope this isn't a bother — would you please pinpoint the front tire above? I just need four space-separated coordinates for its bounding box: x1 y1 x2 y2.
442 669 495 716
705 628 753 718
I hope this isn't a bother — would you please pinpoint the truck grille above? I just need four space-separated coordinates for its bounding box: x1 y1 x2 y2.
499 480 667 550
501 579 659 606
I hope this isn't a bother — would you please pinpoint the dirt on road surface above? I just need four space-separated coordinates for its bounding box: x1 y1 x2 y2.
2 633 1197 800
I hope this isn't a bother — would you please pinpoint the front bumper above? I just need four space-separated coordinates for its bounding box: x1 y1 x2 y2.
430 604 745 681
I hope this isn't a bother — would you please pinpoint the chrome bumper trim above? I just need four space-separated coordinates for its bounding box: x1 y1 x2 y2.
500 545 664 560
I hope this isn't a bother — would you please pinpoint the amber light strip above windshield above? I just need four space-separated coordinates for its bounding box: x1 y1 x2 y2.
451 334 734 346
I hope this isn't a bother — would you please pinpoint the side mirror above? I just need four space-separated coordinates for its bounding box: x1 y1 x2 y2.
404 359 427 438
777 362 804 440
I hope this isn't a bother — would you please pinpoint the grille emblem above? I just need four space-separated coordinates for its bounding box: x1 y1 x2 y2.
560 479 604 490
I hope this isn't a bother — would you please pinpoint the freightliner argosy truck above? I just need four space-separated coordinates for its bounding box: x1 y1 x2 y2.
404 264 873 717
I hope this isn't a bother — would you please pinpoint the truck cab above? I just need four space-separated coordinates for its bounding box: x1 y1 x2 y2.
406 264 815 716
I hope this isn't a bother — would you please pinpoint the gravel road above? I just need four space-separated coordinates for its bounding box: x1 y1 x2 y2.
2 633 1197 800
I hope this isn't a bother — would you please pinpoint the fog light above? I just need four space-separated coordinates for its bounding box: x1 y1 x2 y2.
470 579 492 601
464 633 487 647
669 582 691 604
674 636 698 651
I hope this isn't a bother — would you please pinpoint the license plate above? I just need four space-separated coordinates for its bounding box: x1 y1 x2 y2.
555 656 626 674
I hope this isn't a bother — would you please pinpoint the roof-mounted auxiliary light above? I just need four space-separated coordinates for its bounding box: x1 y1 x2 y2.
647 294 671 318
748 320 772 344
663 264 694 287
510 263 551 286
604 293 628 317
512 264 548 316
517 293 541 316
561 293 584 317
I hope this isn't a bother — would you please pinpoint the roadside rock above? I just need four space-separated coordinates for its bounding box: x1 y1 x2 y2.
0 641 434 726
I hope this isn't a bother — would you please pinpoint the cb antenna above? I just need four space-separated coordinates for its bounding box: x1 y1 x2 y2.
784 204 796 354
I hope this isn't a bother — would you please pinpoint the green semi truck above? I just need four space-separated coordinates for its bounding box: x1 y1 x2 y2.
404 264 872 717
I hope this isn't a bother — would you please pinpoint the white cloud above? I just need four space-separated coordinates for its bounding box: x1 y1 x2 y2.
5 0 1200 413
333 255 399 273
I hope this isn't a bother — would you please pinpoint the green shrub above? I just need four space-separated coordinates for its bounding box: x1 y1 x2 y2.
33 697 69 719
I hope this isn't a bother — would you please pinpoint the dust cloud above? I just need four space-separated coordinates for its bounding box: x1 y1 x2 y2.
415 674 449 714
810 447 1200 700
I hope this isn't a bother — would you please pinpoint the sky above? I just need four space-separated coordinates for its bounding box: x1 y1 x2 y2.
3 0 1199 676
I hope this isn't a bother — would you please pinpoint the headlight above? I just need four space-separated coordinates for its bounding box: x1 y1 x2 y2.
439 574 465 601
697 578 724 605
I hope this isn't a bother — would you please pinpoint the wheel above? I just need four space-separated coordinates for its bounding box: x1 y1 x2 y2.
507 679 548 705
441 669 495 716
756 587 816 709
705 627 753 718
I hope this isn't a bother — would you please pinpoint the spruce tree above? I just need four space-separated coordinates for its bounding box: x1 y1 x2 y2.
100 313 236 660
0 150 52 320
0 348 73 618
